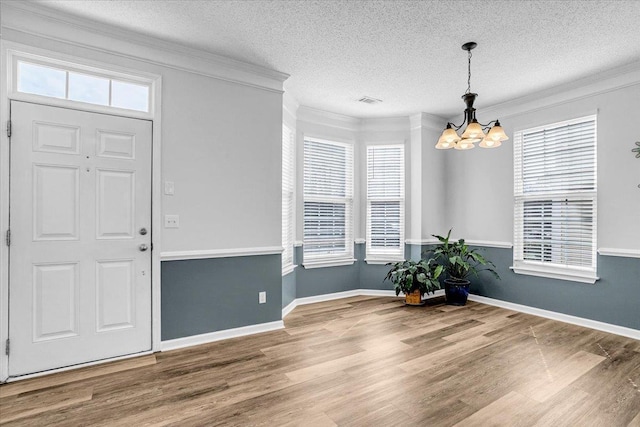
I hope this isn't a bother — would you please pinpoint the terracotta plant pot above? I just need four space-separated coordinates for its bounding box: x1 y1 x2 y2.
404 289 424 306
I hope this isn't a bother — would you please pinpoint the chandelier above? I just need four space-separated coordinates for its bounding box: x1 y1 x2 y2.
436 42 508 150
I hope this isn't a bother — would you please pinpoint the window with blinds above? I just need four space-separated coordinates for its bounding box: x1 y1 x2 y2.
282 124 295 275
513 115 597 282
303 138 354 267
366 145 405 261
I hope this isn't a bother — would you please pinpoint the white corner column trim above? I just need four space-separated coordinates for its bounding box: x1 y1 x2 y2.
161 321 285 352
467 294 640 341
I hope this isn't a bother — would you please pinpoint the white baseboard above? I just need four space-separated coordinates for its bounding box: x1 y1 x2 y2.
281 289 638 341
164 290 638 355
282 289 445 318
282 300 298 318
160 320 285 351
467 294 640 341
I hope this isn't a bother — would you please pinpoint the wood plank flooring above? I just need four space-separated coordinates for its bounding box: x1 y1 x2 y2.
1 296 639 426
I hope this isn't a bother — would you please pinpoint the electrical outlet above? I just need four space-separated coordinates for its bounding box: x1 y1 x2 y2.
259 291 266 304
164 215 179 228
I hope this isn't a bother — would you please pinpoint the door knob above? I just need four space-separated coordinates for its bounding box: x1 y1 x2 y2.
139 244 149 252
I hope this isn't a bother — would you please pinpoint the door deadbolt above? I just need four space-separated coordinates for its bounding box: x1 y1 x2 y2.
139 228 148 235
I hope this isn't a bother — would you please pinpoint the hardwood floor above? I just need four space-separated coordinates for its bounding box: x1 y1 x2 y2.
1 296 639 426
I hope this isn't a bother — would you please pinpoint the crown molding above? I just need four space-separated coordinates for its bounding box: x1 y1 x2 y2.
1 2 289 93
360 116 410 134
409 112 446 132
473 61 640 122
297 105 362 132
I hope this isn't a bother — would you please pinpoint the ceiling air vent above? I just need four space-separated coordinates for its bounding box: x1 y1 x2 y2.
358 96 382 105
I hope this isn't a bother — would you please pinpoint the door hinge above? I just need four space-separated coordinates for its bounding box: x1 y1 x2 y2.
5 229 9 247
6 120 11 138
4 339 8 356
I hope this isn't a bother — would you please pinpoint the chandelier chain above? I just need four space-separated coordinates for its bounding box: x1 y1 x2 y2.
466 49 472 94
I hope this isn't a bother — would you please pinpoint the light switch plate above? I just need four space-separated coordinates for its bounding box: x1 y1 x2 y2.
164 215 179 228
259 291 266 304
164 181 175 195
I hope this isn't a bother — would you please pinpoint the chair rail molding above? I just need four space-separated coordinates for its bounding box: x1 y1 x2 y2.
161 246 283 261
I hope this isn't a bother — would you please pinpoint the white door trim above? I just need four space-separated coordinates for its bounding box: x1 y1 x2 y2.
0 41 163 381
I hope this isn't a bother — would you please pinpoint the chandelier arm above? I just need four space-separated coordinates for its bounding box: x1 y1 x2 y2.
448 119 467 131
477 120 498 129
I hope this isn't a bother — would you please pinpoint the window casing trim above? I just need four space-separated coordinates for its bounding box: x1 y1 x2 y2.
8 49 155 118
365 144 405 263
510 263 599 284
513 115 597 281
302 137 355 266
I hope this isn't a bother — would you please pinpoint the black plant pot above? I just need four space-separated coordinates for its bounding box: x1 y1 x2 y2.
444 279 470 306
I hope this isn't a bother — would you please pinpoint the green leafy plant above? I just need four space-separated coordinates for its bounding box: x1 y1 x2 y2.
384 258 443 296
429 229 500 282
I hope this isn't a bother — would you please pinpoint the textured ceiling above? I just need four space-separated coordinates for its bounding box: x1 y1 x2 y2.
24 0 640 118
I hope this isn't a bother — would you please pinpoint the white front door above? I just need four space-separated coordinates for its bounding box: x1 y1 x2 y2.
8 101 152 377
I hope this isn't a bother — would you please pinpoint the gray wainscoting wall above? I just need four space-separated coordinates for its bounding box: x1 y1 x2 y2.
467 247 640 330
282 270 296 309
162 244 638 341
294 244 362 298
161 254 282 341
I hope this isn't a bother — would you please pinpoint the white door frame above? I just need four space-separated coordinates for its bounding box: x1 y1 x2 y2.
0 41 163 382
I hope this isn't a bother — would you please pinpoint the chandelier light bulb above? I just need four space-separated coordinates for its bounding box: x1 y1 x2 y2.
454 141 475 150
461 120 485 139
435 125 460 149
479 137 502 148
485 121 509 142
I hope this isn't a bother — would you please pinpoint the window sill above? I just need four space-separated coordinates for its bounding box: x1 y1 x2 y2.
302 258 357 269
510 264 599 284
282 264 297 276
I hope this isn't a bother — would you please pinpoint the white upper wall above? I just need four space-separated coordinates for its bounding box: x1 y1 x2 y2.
0 3 287 253
444 72 640 251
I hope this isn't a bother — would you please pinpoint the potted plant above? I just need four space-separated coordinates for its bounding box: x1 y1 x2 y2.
384 258 443 306
429 229 499 306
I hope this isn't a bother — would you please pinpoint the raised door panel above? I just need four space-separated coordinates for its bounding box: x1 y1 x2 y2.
96 260 135 332
33 165 79 241
33 263 79 342
33 121 80 155
96 169 135 239
96 130 135 159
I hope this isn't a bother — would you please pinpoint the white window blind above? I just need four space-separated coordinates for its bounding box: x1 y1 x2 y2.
513 115 597 281
303 138 354 266
366 145 405 261
282 124 295 274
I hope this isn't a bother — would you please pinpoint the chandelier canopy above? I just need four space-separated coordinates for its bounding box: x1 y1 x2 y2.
436 42 509 150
